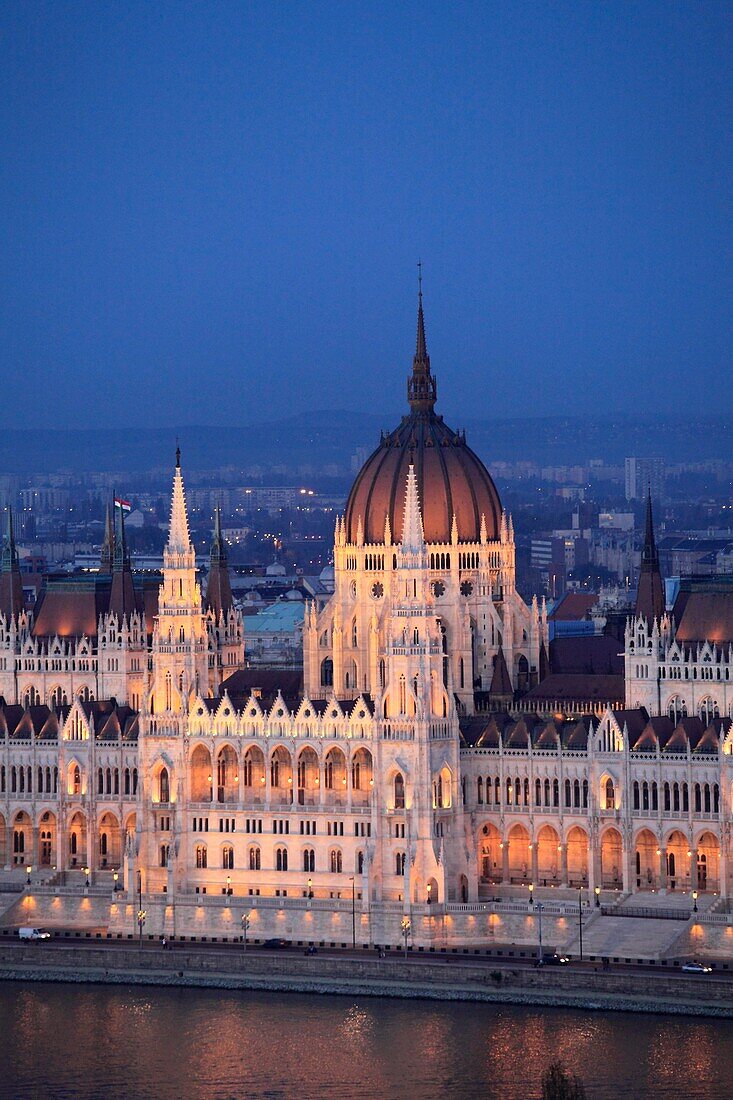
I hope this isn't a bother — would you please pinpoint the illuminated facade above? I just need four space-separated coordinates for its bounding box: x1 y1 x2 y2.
1 299 732 946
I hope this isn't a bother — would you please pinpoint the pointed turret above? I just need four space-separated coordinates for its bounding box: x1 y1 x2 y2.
0 508 24 619
167 445 191 554
635 490 665 623
205 505 233 616
100 501 114 574
407 266 437 413
488 644 513 705
400 464 425 553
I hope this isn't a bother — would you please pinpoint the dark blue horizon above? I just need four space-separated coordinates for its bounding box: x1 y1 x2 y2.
1 1 731 429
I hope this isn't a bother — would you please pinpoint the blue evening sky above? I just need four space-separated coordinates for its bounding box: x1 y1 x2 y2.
0 2 731 428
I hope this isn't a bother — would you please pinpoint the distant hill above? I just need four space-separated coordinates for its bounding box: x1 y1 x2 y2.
0 412 728 475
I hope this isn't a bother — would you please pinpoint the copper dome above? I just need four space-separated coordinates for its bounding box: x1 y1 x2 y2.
344 294 502 545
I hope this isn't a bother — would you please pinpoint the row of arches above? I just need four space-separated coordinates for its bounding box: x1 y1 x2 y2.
632 780 720 814
184 744 373 806
478 822 721 892
0 810 134 869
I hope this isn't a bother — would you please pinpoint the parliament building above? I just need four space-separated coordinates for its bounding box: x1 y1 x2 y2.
1 294 731 945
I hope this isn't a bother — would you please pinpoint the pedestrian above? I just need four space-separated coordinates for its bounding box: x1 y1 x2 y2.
162 936 167 950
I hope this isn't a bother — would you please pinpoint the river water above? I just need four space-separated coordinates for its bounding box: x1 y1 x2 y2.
1 981 731 1099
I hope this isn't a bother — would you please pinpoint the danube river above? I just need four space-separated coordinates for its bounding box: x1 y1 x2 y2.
1 981 732 1099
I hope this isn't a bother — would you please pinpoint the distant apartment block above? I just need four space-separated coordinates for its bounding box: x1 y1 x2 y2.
625 457 665 502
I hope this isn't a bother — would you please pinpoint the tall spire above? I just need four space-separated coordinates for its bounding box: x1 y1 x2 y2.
0 507 24 619
109 499 137 617
100 500 114 574
642 486 658 567
635 489 665 622
400 464 425 552
407 262 437 413
205 504 233 616
168 446 191 553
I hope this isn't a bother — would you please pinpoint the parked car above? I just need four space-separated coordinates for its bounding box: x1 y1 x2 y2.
18 928 51 941
263 938 288 949
535 952 570 967
682 961 713 974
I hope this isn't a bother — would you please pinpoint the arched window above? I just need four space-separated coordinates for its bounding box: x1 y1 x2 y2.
276 847 288 871
604 778 615 810
351 619 358 647
73 765 81 796
633 781 640 810
124 768 130 796
222 846 234 870
394 773 405 810
351 761 361 790
330 849 342 873
477 777 484 804
159 767 170 803
196 845 207 869
249 846 260 871
320 658 333 688
303 848 315 872
356 850 364 874
396 851 406 876
97 767 104 795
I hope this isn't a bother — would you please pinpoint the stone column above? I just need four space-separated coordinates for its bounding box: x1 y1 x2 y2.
559 842 568 887
658 847 667 894
530 840 539 885
501 840 509 884
5 824 12 871
690 848 699 894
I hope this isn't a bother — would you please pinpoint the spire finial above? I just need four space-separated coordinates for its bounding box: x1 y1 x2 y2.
408 264 436 413
175 439 181 469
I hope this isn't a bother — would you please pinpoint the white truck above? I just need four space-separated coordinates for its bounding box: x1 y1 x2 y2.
18 927 51 940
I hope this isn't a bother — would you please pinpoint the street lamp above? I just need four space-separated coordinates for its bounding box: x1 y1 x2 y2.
84 866 90 888
25 864 32 887
241 912 250 950
137 907 147 946
528 882 534 908
401 916 411 959
226 875 232 897
426 882 432 906
594 885 601 908
692 889 698 913
113 869 122 893
536 902 544 964
307 877 313 900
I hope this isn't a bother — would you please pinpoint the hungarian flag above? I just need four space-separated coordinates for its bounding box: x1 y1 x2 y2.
114 497 132 513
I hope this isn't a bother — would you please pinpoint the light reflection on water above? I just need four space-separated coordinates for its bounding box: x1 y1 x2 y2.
1 982 732 1099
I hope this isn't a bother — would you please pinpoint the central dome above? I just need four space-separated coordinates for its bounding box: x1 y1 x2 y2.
344 294 502 545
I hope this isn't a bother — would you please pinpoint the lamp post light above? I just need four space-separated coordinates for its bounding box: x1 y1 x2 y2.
528 882 534 908
536 902 544 964
137 907 147 947
401 916 411 959
692 889 699 914
84 866 90 889
241 912 250 950
113 869 122 893
26 864 32 887
594 885 601 908
426 881 432 906
226 875 232 897
307 877 313 900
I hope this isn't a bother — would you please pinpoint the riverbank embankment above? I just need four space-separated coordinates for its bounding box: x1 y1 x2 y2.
1 943 733 1018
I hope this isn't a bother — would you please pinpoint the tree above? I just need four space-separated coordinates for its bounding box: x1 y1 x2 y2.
541 1061 586 1100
